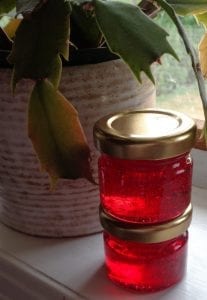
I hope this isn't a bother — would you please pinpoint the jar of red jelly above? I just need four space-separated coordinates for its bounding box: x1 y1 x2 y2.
100 204 192 292
94 109 196 224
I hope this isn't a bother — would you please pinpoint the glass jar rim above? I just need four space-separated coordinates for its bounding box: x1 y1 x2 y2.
100 203 192 244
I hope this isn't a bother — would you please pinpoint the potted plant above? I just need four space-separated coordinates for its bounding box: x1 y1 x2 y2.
0 0 206 237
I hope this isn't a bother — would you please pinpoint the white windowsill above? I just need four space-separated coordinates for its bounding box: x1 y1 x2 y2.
0 149 207 300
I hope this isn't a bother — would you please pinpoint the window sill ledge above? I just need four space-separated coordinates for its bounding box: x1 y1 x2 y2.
0 185 207 300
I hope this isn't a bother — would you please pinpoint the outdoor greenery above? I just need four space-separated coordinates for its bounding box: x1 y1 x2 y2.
154 12 205 118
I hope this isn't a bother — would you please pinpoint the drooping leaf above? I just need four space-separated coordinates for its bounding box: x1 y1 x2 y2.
94 0 178 82
16 0 43 15
166 0 207 15
196 11 207 74
47 54 62 89
3 18 21 38
0 0 15 15
199 32 207 78
28 79 92 184
8 0 71 89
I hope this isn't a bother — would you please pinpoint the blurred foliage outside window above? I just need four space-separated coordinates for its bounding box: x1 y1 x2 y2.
154 12 205 120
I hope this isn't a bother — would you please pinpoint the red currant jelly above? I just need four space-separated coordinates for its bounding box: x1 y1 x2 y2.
104 231 188 292
98 153 192 223
94 109 196 224
94 109 195 292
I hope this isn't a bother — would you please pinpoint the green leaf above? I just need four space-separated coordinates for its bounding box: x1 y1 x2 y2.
198 32 207 77
28 80 92 184
70 3 102 48
48 55 62 88
0 0 15 15
8 0 71 89
166 0 207 15
94 0 178 82
16 0 42 14
3 18 21 38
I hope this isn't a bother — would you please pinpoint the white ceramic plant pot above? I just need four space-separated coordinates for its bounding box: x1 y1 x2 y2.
0 59 155 237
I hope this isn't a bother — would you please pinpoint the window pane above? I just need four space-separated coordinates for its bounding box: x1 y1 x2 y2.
154 13 205 120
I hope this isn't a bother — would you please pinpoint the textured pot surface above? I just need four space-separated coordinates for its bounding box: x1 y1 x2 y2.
0 59 155 237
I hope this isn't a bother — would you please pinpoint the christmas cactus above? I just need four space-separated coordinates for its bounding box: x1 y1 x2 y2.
0 0 207 184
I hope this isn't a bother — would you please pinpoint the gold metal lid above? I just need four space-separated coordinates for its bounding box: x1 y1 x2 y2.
100 204 192 243
94 109 196 159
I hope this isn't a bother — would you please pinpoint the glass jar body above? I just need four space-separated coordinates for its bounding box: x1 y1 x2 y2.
98 153 193 224
103 231 188 292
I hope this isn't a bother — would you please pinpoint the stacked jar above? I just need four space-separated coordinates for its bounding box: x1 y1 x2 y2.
94 109 196 292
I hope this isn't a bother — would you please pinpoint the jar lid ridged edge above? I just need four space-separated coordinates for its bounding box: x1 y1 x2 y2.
94 109 197 160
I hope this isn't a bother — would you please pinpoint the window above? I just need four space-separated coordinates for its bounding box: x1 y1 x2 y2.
154 13 205 121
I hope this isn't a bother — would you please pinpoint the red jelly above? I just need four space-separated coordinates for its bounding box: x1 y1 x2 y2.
100 205 192 292
94 109 196 224
104 231 188 292
98 153 192 223
94 109 195 292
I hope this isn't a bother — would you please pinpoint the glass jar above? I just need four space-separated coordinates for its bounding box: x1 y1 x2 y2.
100 204 192 292
94 109 196 223
98 153 192 223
